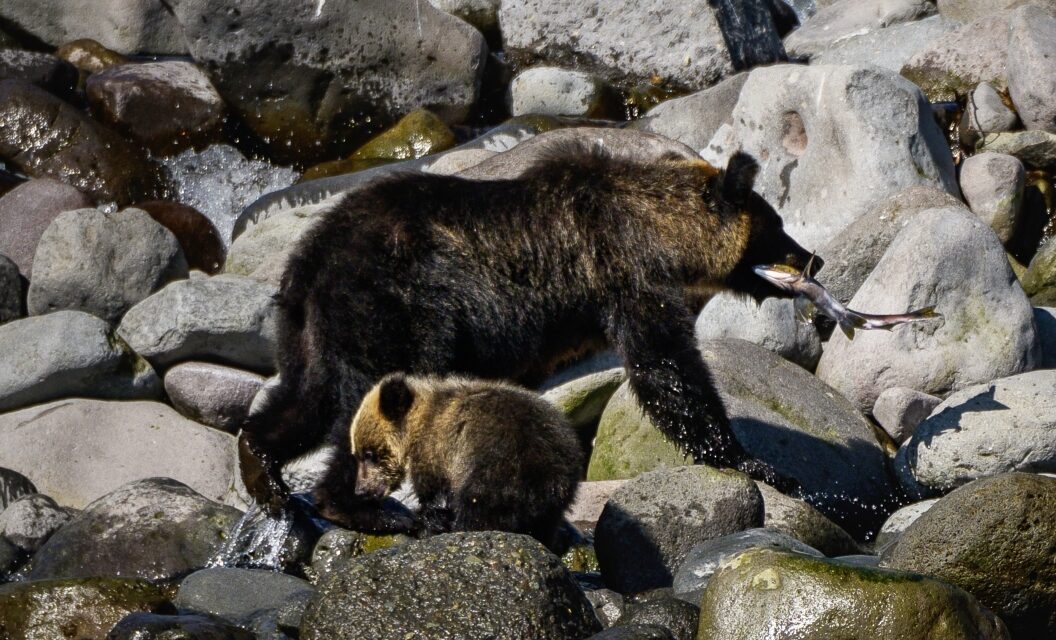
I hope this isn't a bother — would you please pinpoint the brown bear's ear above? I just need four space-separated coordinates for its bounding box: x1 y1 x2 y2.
719 151 759 207
378 374 415 422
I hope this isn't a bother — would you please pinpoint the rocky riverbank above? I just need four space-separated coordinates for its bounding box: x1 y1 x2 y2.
1 0 1055 638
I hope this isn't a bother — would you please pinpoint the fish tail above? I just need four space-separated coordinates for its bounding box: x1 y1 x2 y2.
909 306 940 319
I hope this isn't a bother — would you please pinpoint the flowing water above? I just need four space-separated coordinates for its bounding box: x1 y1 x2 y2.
208 502 296 570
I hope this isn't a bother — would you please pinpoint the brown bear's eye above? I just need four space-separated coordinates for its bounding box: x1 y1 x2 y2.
362 449 377 463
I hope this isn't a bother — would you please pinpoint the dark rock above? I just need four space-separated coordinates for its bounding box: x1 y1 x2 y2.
308 527 412 586
0 468 36 513
1036 307 1056 367
0 493 74 552
301 531 601 640
0 537 19 577
135 200 226 274
0 178 92 278
0 49 76 97
0 254 22 324
587 626 675 640
109 612 255 640
0 79 163 205
86 61 226 155
883 473 1056 638
24 478 242 581
617 592 698 640
585 588 624 628
874 498 938 552
175 567 313 625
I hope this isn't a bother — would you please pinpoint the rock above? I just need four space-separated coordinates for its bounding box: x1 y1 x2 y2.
27 207 188 323
937 0 1056 22
223 201 325 286
594 466 763 593
566 480 628 529
422 148 497 175
1036 307 1056 367
699 549 1009 639
308 528 413 586
508 68 617 119
588 627 674 640
0 577 172 640
0 399 243 509
883 473 1056 638
175 568 313 625
704 64 958 249
585 589 623 628
24 478 241 581
499 0 785 92
118 274 278 373
1006 4 1056 132
166 0 486 164
755 482 861 556
960 152 1025 244
135 200 226 274
672 528 821 604
0 311 159 412
874 498 938 551
543 368 625 440
590 339 895 537
895 370 1056 493
0 468 36 513
86 61 226 155
0 537 19 576
0 494 74 552
0 49 77 97
961 83 1021 147
977 130 1056 171
694 293 822 369
0 254 23 323
0 178 92 278
616 593 699 640
0 0 188 55
811 15 958 72
164 362 265 432
816 207 1040 412
301 531 601 640
109 612 255 640
54 39 127 75
0 80 163 205
784 0 937 59
872 387 942 443
900 13 1010 101
630 73 748 152
161 144 299 246
428 0 500 37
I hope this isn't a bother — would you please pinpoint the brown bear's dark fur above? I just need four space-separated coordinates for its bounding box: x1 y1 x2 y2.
322 373 583 551
239 144 816 528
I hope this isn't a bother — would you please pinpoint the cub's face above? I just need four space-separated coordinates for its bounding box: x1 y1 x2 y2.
348 375 415 500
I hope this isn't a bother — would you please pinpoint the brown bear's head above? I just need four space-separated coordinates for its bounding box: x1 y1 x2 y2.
345 373 416 500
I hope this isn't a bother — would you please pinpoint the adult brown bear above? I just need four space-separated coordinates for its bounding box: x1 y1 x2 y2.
239 140 816 528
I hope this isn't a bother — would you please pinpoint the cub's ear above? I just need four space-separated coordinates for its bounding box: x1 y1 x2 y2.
378 374 415 422
720 151 760 207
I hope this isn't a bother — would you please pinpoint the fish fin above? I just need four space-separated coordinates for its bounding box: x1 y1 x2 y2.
909 306 941 319
793 297 816 324
838 312 868 339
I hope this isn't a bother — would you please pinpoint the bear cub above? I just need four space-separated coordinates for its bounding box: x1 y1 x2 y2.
316 373 583 552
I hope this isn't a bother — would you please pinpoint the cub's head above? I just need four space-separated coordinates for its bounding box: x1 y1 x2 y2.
347 374 417 500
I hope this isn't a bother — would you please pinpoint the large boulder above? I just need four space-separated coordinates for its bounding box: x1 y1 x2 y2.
0 178 92 278
694 293 822 369
704 64 958 249
817 206 1039 412
959 152 1025 244
755 482 861 556
977 130 1056 171
175 567 313 626
937 0 1056 22
630 73 748 152
811 15 958 72
165 0 487 164
301 532 601 640
223 201 325 286
0 311 159 413
118 274 278 374
883 473 1056 638
0 0 188 54
1006 4 1056 133
0 493 75 552
164 362 266 433
0 80 163 205
24 478 242 581
699 549 1009 639
900 13 1010 101
498 0 785 92
784 0 937 59
27 207 188 323
895 370 1056 493
0 254 23 324
0 400 243 509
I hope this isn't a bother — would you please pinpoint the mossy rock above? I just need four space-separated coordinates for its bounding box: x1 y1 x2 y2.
0 577 172 640
55 39 127 74
698 549 1009 639
1023 240 1056 306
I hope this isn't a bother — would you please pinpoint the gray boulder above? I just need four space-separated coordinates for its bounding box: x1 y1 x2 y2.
872 387 941 443
27 208 188 323
1006 4 1056 132
755 482 861 556
811 15 958 72
176 568 313 626
962 82 1021 147
938 0 1056 22
977 130 1056 171
0 0 188 55
896 370 1056 493
301 531 601 640
900 13 1010 101
0 468 36 513
499 0 785 91
1036 307 1056 367
164 362 266 433
0 399 244 509
24 478 242 581
223 201 325 286
874 498 938 551
594 466 764 594
542 368 625 441
630 73 748 152
0 178 92 278
0 311 160 413
118 274 278 374
565 479 627 529
694 293 822 370
165 0 486 164
108 613 255 640
785 0 937 59
0 254 23 324
704 64 958 249
959 152 1025 244
883 473 1056 638
0 493 74 552
428 0 500 36
508 67 616 118
816 206 1040 412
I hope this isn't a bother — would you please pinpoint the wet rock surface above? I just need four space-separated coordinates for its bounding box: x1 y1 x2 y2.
109 612 256 640
0 50 77 98
175 567 313 626
0 178 93 278
615 592 699 640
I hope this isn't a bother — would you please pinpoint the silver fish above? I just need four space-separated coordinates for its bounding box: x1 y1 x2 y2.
752 256 941 340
